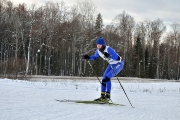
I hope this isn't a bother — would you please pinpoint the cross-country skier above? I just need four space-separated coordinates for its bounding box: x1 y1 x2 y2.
82 37 124 102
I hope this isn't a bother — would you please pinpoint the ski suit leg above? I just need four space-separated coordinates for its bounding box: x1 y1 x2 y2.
105 61 124 92
106 61 124 78
101 65 111 92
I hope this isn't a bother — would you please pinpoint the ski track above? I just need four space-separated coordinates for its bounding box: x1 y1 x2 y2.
0 79 180 120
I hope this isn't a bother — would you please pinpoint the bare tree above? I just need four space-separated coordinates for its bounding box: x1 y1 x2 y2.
170 22 180 80
151 19 166 78
112 11 135 76
67 0 97 76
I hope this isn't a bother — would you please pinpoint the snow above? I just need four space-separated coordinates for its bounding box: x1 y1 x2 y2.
0 78 180 120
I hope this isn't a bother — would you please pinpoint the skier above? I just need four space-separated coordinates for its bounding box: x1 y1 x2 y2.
82 37 124 102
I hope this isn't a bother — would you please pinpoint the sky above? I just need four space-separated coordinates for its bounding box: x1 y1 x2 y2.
10 0 180 29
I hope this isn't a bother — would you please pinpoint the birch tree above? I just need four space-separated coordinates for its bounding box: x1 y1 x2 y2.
112 11 135 76
151 19 166 78
170 22 180 80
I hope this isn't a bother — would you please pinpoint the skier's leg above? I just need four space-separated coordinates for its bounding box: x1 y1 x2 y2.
106 62 124 93
100 76 111 102
94 66 111 101
106 62 124 78
101 65 111 92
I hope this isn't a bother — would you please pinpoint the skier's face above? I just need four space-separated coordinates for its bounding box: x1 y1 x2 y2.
97 44 102 50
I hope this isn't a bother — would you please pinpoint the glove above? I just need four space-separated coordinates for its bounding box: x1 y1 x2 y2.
104 57 110 61
105 58 113 63
104 52 110 58
82 55 90 59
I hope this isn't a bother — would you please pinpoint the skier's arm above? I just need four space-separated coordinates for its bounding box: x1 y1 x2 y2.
89 49 99 60
107 47 119 60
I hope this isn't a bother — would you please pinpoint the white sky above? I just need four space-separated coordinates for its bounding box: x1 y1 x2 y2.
11 0 180 29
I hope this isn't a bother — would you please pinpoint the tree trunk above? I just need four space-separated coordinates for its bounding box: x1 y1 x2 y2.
25 25 32 77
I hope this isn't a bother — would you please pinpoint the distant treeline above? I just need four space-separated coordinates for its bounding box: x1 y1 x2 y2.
0 0 179 80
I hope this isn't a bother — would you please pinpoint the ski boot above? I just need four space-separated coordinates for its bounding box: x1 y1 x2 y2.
103 92 111 103
94 92 106 101
94 92 111 103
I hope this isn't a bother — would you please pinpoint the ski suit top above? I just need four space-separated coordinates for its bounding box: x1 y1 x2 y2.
89 46 122 64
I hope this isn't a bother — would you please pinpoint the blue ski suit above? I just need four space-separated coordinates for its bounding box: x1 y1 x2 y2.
89 45 124 93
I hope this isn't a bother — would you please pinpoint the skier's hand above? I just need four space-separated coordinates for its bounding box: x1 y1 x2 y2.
104 57 110 61
104 57 114 63
82 54 90 59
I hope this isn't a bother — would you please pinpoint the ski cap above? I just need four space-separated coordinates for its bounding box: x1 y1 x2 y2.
96 37 106 45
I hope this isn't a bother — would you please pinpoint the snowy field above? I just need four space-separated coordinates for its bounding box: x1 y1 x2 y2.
0 78 180 120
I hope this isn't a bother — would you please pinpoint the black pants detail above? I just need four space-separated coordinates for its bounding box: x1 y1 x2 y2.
101 76 110 87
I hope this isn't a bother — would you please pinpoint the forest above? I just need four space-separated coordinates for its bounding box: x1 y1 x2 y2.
0 0 179 80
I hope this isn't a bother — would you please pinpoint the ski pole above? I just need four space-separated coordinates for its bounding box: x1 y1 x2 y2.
87 60 102 85
109 63 134 108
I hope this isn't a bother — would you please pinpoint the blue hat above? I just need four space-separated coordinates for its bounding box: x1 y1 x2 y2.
96 37 106 45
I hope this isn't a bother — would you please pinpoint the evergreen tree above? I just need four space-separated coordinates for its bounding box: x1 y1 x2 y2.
95 13 103 36
145 47 152 78
93 13 104 76
133 35 143 77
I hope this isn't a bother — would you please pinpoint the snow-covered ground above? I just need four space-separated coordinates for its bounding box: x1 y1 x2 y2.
0 78 180 120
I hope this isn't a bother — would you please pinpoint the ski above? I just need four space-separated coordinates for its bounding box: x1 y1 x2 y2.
55 99 125 106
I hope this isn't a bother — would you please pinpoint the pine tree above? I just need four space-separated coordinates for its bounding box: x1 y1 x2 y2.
93 13 104 76
145 47 151 78
133 35 143 77
95 13 103 36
